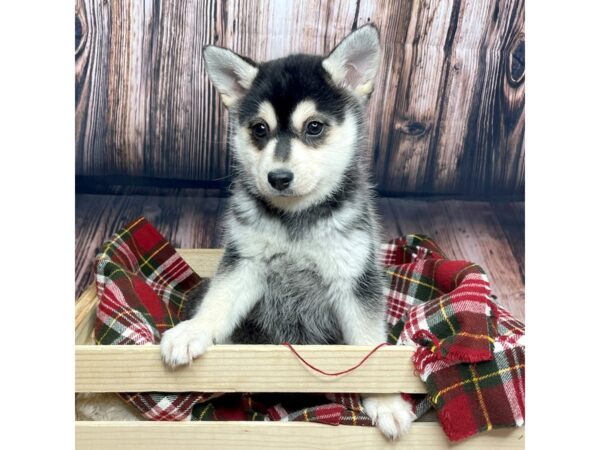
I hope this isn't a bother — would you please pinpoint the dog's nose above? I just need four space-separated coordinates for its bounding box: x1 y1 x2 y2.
268 169 294 191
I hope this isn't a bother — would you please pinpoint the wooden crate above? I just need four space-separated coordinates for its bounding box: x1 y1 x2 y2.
75 249 525 449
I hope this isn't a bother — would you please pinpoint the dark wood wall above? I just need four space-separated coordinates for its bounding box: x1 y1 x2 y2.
75 0 524 196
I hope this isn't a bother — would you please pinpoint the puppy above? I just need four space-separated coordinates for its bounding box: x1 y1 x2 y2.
161 24 416 439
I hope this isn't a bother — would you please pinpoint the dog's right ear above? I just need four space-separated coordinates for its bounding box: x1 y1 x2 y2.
203 46 258 107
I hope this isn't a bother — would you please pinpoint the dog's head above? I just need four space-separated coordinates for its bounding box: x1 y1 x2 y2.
203 25 381 212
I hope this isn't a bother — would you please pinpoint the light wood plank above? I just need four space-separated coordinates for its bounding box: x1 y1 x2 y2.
176 248 223 277
75 421 525 450
75 344 426 394
75 284 99 345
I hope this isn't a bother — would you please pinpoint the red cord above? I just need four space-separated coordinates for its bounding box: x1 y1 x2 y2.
281 342 390 376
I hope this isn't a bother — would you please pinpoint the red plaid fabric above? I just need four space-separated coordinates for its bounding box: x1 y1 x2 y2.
383 235 525 441
94 217 218 420
94 218 524 441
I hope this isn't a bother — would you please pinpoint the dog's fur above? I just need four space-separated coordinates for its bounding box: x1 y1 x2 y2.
160 25 415 439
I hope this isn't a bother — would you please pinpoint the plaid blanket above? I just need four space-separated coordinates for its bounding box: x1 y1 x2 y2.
94 217 525 441
382 236 525 440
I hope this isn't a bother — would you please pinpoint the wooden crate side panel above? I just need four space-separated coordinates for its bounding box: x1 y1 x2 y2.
75 421 525 450
176 248 223 277
75 284 98 345
75 344 427 394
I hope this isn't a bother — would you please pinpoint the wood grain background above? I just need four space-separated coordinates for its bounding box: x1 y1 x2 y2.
75 0 525 196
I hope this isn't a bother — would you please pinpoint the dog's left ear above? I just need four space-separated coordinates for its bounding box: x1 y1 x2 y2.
322 24 381 97
203 46 259 107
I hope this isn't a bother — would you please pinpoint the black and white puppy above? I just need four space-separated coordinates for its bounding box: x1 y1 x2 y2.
161 24 416 439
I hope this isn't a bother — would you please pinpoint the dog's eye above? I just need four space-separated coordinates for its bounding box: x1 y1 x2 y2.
251 122 269 139
306 121 324 137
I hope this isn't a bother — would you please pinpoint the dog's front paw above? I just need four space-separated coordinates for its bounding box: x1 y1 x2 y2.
362 394 416 440
160 320 213 368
